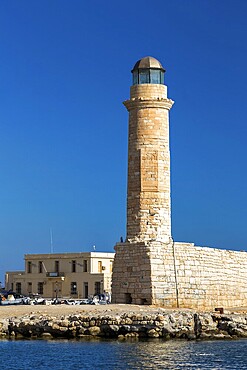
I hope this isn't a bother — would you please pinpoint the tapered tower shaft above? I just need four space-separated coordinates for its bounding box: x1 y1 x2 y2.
124 58 173 244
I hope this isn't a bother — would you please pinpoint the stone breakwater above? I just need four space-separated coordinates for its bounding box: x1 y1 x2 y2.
1 311 247 340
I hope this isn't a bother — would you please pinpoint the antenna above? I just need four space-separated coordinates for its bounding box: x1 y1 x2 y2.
50 228 54 253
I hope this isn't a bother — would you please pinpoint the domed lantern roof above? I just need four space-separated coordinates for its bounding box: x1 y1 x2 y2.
132 56 165 72
131 56 165 85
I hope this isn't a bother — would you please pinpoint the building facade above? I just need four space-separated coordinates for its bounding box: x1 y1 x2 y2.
112 56 247 309
6 252 114 299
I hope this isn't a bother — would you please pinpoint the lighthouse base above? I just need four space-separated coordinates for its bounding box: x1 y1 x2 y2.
111 241 178 307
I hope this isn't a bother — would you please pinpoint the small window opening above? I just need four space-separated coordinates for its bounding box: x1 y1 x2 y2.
141 298 148 305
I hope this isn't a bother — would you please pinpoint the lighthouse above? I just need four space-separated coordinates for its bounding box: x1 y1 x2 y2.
125 56 174 244
112 57 174 305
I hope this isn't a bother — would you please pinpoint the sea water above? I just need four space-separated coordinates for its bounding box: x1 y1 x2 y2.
0 338 247 369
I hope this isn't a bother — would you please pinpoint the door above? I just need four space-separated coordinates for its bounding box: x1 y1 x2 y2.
53 281 62 298
84 282 88 298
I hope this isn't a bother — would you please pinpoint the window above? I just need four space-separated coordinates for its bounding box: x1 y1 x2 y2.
71 260 76 273
27 261 32 273
139 69 149 84
94 281 101 295
150 70 161 84
160 71 165 84
71 282 77 295
55 261 59 273
133 71 138 85
132 69 164 85
37 282 44 295
16 282 21 294
98 261 102 273
27 282 32 294
39 261 43 273
84 282 88 298
83 260 88 272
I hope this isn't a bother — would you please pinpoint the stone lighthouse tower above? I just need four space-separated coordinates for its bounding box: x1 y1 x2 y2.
112 57 174 305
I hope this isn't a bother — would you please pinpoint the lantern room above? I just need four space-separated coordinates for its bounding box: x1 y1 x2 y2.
131 56 165 85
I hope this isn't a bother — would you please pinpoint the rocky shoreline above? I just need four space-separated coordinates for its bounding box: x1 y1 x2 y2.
1 308 247 340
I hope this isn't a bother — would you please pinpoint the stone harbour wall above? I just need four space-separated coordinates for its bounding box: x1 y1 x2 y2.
112 241 247 309
1 310 247 340
168 242 247 309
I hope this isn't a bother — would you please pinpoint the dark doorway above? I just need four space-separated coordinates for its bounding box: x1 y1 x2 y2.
125 293 132 304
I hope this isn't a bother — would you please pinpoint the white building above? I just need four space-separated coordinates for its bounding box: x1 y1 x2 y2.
5 251 115 299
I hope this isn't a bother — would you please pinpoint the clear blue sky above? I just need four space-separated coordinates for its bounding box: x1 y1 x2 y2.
1 0 247 282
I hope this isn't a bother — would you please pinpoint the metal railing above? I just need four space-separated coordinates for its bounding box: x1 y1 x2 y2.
46 272 65 278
